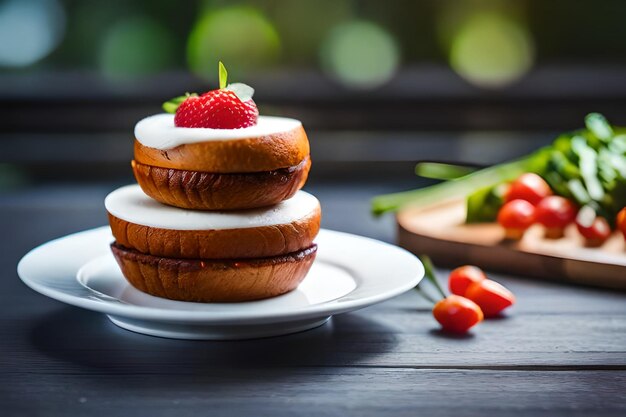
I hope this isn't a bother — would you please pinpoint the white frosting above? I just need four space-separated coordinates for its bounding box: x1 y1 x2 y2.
105 185 319 231
134 114 302 150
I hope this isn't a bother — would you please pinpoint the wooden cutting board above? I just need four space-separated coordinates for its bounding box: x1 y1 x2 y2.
397 198 626 290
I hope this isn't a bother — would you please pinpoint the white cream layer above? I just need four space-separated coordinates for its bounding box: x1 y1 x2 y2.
134 114 302 150
105 185 319 231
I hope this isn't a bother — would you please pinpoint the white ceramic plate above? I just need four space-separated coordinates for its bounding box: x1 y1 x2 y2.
18 227 423 340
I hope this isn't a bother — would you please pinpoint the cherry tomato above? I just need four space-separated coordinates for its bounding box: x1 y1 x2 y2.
505 173 552 205
449 265 487 296
432 295 484 333
535 196 577 239
617 207 626 240
497 199 536 240
576 206 611 247
465 279 516 317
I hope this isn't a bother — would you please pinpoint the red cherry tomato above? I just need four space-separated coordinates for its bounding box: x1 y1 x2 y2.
617 207 626 240
535 196 577 238
497 199 536 239
465 279 516 317
576 206 611 247
506 173 552 205
432 295 484 333
449 265 487 296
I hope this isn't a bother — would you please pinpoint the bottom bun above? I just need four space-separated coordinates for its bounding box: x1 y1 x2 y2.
110 243 317 302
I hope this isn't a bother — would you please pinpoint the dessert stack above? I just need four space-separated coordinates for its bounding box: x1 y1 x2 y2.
104 63 321 302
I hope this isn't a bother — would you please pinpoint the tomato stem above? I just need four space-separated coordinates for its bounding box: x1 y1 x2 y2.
419 255 447 299
414 286 438 305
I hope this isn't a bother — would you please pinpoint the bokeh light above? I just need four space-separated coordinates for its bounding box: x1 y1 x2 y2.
449 12 534 88
98 17 176 79
273 0 351 64
187 6 281 81
0 0 66 67
320 20 399 89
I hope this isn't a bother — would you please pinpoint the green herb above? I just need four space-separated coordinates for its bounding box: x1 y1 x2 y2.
219 61 228 89
572 136 604 201
585 113 613 142
465 183 508 223
567 178 591 205
162 92 197 114
226 82 255 101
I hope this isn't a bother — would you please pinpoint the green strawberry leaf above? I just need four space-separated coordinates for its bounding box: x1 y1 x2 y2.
162 93 197 114
219 61 228 89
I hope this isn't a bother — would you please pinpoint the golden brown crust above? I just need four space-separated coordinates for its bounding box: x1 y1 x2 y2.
133 125 310 173
111 243 317 302
107 203 321 259
132 156 311 210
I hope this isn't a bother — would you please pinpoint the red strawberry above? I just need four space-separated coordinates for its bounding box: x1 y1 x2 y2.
174 89 258 129
163 62 259 129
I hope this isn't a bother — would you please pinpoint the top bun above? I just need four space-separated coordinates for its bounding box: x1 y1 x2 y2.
134 114 310 173
131 115 312 210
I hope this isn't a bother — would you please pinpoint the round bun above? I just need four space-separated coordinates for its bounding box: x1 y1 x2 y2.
105 186 321 302
133 125 310 173
111 243 317 302
108 201 320 259
132 156 311 210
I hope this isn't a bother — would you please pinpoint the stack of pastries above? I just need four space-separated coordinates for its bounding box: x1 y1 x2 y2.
105 66 321 302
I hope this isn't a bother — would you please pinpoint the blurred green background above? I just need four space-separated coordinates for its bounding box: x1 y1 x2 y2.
4 0 626 86
2 0 626 188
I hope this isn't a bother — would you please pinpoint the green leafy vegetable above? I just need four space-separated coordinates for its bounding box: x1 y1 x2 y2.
585 113 613 142
466 183 508 223
572 136 604 201
372 114 626 227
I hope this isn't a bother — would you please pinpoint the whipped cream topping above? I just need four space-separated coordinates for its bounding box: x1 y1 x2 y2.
105 185 319 230
134 114 302 150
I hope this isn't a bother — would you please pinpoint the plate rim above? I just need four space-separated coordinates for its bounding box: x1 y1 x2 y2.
18 226 423 324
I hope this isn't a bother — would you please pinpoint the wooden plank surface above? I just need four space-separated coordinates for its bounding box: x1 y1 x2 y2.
397 198 626 290
4 369 625 417
1 184 625 416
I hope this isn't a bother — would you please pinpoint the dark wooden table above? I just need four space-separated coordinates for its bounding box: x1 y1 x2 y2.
2 182 625 417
